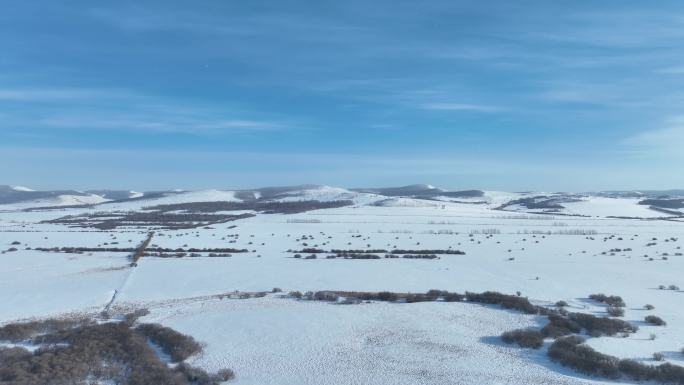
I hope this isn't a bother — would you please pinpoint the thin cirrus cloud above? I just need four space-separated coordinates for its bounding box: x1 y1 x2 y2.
0 87 285 134
0 88 128 101
35 115 281 133
622 117 684 160
421 103 502 112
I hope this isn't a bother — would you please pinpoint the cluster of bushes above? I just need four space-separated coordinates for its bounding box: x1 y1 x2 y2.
589 293 626 307
290 248 328 253
465 291 538 314
501 329 544 349
135 323 202 362
385 254 439 259
548 335 620 378
645 315 667 326
330 249 388 254
607 306 625 317
145 252 234 258
36 246 138 253
568 312 637 337
549 335 684 384
310 253 443 260
291 289 465 303
0 318 93 342
541 314 582 338
332 253 381 259
0 320 233 385
389 249 465 255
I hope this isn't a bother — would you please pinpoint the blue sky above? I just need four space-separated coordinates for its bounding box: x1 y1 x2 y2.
1 1 683 191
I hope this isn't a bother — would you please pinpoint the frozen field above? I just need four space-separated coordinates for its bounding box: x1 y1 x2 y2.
1 187 683 384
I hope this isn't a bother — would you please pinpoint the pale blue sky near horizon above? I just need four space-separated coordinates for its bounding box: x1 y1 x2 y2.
1 1 683 191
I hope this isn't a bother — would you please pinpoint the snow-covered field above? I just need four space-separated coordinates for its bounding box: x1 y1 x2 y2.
1 185 683 384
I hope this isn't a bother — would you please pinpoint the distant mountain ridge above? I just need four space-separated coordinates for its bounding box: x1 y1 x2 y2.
1 184 683 216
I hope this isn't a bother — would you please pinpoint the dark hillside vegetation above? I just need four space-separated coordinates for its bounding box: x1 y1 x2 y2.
145 199 353 214
43 211 254 230
0 317 234 385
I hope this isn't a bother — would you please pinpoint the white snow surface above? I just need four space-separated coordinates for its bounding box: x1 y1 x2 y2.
1 190 683 384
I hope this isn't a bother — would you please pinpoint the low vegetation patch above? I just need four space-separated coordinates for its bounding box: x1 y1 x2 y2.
501 328 544 349
541 314 581 338
465 291 539 314
645 315 667 326
549 336 684 384
0 317 233 385
568 312 637 337
135 323 202 362
548 335 621 378
43 211 254 230
589 293 626 307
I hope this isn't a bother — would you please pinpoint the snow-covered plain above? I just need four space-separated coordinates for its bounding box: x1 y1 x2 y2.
1 186 683 384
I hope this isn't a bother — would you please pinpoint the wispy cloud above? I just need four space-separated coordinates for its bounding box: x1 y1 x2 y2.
622 117 684 160
0 87 286 134
35 115 281 133
656 66 684 75
421 103 501 112
0 88 128 102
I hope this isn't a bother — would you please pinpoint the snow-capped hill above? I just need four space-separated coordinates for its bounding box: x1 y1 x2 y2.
0 185 104 207
0 192 111 210
99 189 241 211
10 185 35 192
260 185 382 205
53 194 110 206
352 184 444 196
85 190 144 201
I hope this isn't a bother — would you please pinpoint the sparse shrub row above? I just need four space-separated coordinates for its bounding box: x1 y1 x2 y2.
131 232 154 264
299 253 443 260
290 289 465 303
568 312 637 337
589 293 626 307
37 246 249 254
288 248 465 255
549 335 684 384
465 291 539 314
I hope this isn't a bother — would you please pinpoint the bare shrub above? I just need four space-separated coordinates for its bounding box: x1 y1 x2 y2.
466 291 538 314
607 306 625 317
645 315 667 326
542 314 581 338
548 335 620 378
568 312 637 337
589 293 626 307
501 328 544 349
135 323 202 362
0 320 232 385
313 291 339 302
0 318 92 343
